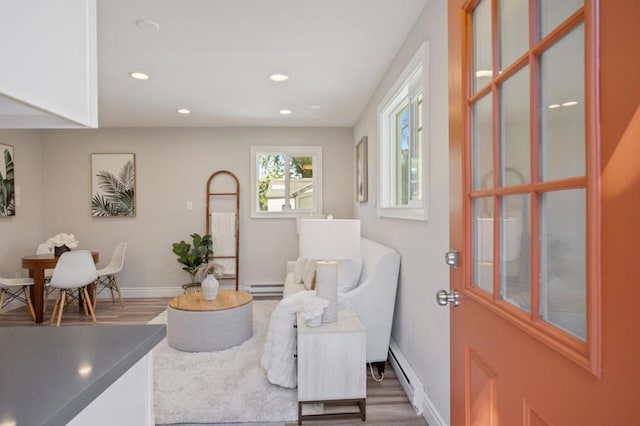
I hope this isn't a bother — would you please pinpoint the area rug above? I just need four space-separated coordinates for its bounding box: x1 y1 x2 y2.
149 300 298 424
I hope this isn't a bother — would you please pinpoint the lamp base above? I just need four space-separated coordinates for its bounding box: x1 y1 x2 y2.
315 260 338 323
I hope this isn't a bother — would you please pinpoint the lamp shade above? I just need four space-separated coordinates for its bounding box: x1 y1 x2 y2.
298 219 360 260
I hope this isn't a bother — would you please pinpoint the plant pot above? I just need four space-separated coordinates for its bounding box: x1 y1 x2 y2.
201 274 219 300
54 245 71 257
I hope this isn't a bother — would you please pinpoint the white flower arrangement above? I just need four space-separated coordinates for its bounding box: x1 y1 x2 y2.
45 233 79 249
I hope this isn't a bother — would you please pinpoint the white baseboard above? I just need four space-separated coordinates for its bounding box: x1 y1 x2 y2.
106 283 284 299
388 339 448 426
117 286 184 298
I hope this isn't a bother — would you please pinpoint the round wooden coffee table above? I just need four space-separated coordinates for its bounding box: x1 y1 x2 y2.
167 290 253 352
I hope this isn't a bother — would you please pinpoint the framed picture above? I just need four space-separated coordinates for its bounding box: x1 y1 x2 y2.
0 143 15 217
356 136 368 203
91 153 136 217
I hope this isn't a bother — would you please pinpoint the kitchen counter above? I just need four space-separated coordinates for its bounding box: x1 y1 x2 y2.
0 324 166 426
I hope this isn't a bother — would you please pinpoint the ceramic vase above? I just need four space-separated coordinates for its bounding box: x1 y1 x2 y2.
201 273 219 300
54 245 71 257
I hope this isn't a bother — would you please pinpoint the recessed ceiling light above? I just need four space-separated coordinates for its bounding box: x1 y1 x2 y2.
562 101 579 107
279 109 292 115
177 108 191 114
129 72 149 80
135 19 160 31
548 104 561 109
310 104 321 110
269 73 290 82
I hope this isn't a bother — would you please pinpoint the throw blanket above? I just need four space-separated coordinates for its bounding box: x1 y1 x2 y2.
261 291 351 388
261 291 315 388
210 212 236 274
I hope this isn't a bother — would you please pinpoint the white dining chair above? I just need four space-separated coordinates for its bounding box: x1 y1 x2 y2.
0 277 36 321
94 242 128 308
49 250 98 327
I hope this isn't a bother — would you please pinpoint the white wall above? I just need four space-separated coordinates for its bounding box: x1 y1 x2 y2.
34 127 353 291
0 130 45 276
353 1 450 424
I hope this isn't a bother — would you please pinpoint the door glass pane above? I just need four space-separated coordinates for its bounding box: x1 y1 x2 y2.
540 24 585 181
500 194 530 312
539 0 583 39
473 197 494 294
472 0 492 93
472 95 493 190
289 156 313 210
540 189 586 340
501 66 530 185
499 0 528 69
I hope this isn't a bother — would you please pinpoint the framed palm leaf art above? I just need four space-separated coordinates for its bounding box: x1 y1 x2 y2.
0 143 15 217
91 153 136 217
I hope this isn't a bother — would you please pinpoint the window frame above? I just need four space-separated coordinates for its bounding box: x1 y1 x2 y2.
250 146 323 218
377 41 429 221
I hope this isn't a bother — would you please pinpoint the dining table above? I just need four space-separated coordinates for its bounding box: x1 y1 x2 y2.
22 251 99 324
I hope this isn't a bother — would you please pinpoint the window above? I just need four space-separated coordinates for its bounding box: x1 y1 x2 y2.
378 42 428 220
250 146 322 218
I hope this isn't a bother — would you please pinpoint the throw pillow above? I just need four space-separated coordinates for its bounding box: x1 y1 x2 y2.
294 257 306 284
337 258 363 293
302 259 317 290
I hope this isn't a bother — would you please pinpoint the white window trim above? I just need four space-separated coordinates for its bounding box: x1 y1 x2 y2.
377 41 429 221
250 145 323 219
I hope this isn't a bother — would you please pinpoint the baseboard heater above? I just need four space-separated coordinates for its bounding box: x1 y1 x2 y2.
387 340 426 416
388 346 411 384
243 283 284 297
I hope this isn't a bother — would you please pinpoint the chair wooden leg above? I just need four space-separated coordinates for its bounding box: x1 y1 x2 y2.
0 289 5 313
50 292 60 323
56 291 66 327
83 288 97 323
113 276 125 307
23 287 36 322
109 277 116 303
82 291 89 317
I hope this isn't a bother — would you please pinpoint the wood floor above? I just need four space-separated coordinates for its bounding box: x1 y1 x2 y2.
0 297 428 426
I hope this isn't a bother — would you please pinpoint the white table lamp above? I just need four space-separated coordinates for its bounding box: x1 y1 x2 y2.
298 218 360 323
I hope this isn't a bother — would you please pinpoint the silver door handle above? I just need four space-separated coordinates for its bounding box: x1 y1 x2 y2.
436 289 460 307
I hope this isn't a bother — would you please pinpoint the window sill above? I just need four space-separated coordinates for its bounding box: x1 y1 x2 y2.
377 206 427 221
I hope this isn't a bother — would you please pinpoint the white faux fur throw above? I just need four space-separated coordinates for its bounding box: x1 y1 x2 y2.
260 290 317 388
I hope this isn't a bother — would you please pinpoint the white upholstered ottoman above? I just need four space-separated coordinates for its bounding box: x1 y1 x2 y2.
167 290 253 352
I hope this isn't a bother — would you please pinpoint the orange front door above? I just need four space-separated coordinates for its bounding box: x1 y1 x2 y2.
448 0 640 424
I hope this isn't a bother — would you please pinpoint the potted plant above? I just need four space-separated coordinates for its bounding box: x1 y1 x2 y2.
172 233 213 284
45 233 80 256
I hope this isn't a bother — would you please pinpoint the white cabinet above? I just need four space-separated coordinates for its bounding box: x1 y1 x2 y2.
67 353 155 426
296 308 366 424
0 0 98 128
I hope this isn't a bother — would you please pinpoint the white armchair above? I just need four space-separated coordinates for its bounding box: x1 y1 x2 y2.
283 237 401 365
343 238 401 364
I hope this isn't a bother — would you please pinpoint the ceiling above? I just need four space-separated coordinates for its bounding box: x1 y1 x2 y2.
96 0 427 128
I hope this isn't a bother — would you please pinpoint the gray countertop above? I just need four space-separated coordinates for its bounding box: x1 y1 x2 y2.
0 324 166 426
